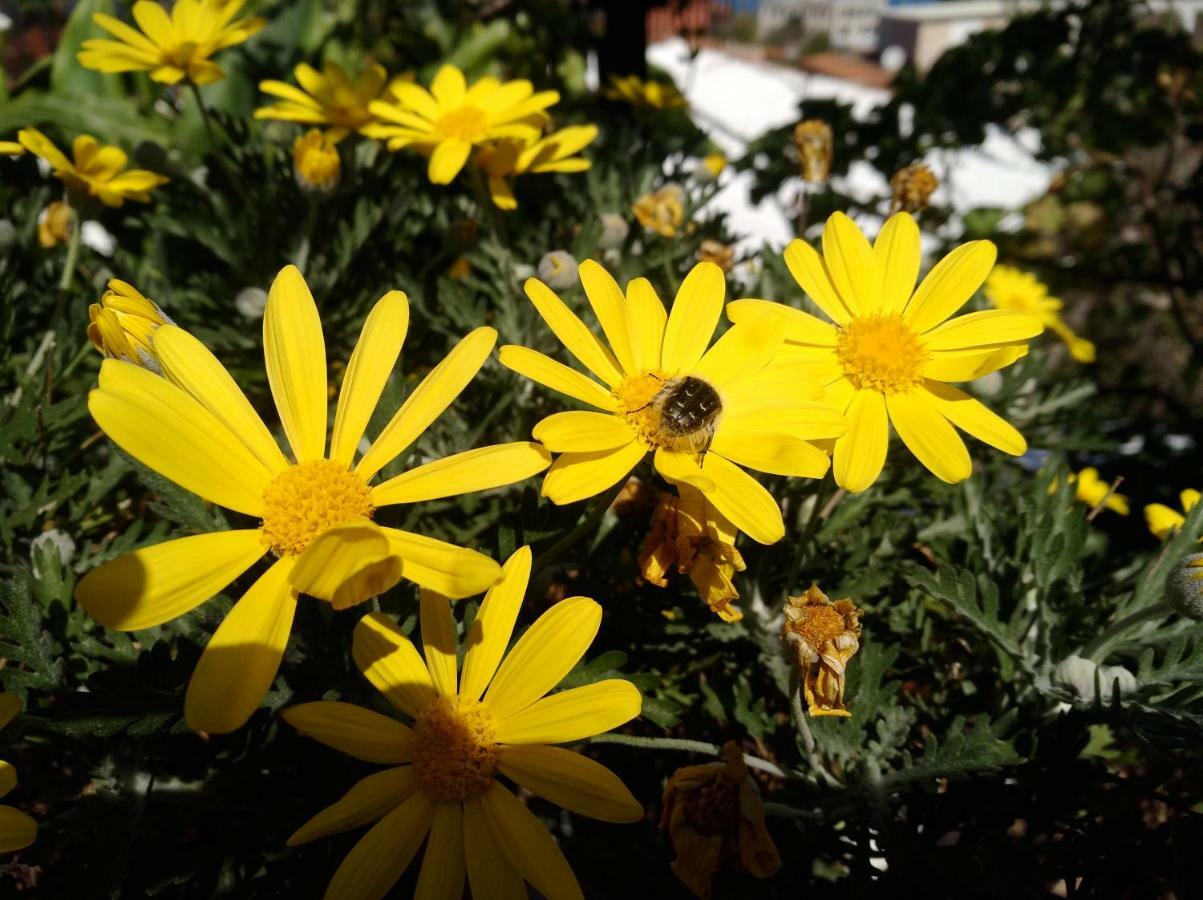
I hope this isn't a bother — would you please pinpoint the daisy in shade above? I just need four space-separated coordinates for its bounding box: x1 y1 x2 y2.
363 64 559 185
0 694 36 853
78 0 264 86
18 128 167 208
499 260 848 545
284 547 643 900
256 61 392 142
728 211 1043 492
75 266 550 734
475 124 599 210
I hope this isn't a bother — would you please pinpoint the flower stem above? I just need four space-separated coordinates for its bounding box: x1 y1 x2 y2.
588 733 794 780
58 211 81 291
188 81 220 148
1082 600 1173 662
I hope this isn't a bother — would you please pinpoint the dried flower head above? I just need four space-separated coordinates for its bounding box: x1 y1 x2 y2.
793 119 832 183
660 741 781 900
890 162 939 213
38 201 74 249
696 239 734 273
781 584 863 717
632 183 685 237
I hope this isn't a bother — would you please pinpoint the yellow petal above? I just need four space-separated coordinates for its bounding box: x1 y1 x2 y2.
288 767 419 846
532 411 635 453
419 589 457 698
289 521 402 610
90 361 273 516
833 390 889 492
653 448 714 493
460 547 532 703
718 352 832 411
485 596 602 719
381 528 501 599
691 318 782 388
324 793 434 900
357 327 496 481
922 344 1029 382
415 802 466 900
75 530 265 630
1145 503 1184 541
541 441 645 505
783 236 850 324
352 611 439 717
886 390 971 483
464 796 527 900
720 402 847 441
661 262 725 373
282 700 414 763
904 240 997 333
523 278 623 387
625 277 668 371
922 309 1043 350
822 211 880 313
184 558 298 734
0 760 15 799
498 345 616 411
263 266 327 462
0 806 36 853
874 212 921 314
709 431 830 478
579 259 636 373
428 138 472 184
0 695 20 732
430 64 466 105
923 381 1026 456
372 441 551 506
331 291 410 465
493 679 641 744
498 745 643 823
479 783 584 900
699 454 784 544
154 325 288 472
726 298 838 345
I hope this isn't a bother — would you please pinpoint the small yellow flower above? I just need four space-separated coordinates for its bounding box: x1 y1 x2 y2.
730 211 1043 492
0 694 36 853
78 0 265 86
37 201 74 249
87 279 170 370
18 128 168 208
364 64 559 185
476 124 598 210
292 129 340 192
696 239 734 272
793 119 832 183
781 584 863 717
660 741 780 900
890 162 939 213
1145 489 1200 540
632 183 685 237
639 486 746 622
285 548 643 899
256 61 391 142
700 151 727 180
1069 467 1129 515
0 141 24 156
605 73 687 109
75 266 552 734
985 265 1095 363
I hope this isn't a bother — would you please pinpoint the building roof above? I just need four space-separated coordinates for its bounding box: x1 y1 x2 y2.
798 51 896 88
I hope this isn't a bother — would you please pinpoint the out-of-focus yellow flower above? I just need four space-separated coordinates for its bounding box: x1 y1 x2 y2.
605 73 687 110
87 279 170 370
38 201 74 249
781 584 863 717
793 119 832 183
660 741 780 900
0 694 36 853
446 256 471 280
890 162 939 213
696 239 734 273
699 152 726 180
640 486 747 622
1146 489 1200 540
18 129 167 208
78 0 264 86
0 141 24 156
632 183 685 237
364 64 559 185
476 124 598 210
292 129 340 192
985 265 1096 363
1067 467 1129 515
256 61 391 142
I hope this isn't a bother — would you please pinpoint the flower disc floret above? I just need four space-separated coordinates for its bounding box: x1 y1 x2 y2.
260 459 373 556
411 696 499 803
436 106 489 141
835 314 928 393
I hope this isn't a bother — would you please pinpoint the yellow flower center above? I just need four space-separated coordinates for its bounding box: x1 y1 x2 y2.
835 314 928 393
787 603 848 650
436 106 489 142
259 459 374 556
412 696 498 803
164 41 201 68
614 371 722 454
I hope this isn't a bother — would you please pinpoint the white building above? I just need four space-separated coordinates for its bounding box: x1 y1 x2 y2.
759 0 890 53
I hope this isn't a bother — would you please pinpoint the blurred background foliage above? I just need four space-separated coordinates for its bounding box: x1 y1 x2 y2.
1 0 1203 896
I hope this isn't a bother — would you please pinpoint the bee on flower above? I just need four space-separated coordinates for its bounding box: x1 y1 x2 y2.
256 61 393 142
985 265 1096 363
632 183 686 238
781 584 863 717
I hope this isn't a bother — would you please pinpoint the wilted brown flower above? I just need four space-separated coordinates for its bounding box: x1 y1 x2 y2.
793 119 832 183
890 162 939 213
696 239 734 272
38 201 74 249
660 741 781 900
781 584 863 717
632 183 686 237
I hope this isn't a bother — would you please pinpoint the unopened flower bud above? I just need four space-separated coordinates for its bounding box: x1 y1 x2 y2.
537 250 579 290
598 212 629 250
1167 553 1203 621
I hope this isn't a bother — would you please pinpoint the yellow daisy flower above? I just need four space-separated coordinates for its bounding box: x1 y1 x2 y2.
1069 467 1129 515
605 74 687 110
476 124 598 210
363 64 559 185
293 129 340 192
0 694 36 854
985 265 1096 363
87 278 171 370
256 61 391 142
74 266 551 734
78 0 265 86
18 128 168 208
729 211 1043 492
632 183 685 238
499 259 848 544
38 201 74 249
1145 489 1199 540
284 547 643 900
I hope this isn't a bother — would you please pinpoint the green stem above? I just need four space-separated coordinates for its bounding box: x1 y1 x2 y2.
659 240 679 295
294 196 319 275
1082 601 1173 662
533 481 624 575
788 667 842 788
188 81 219 148
588 733 794 780
58 213 81 291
